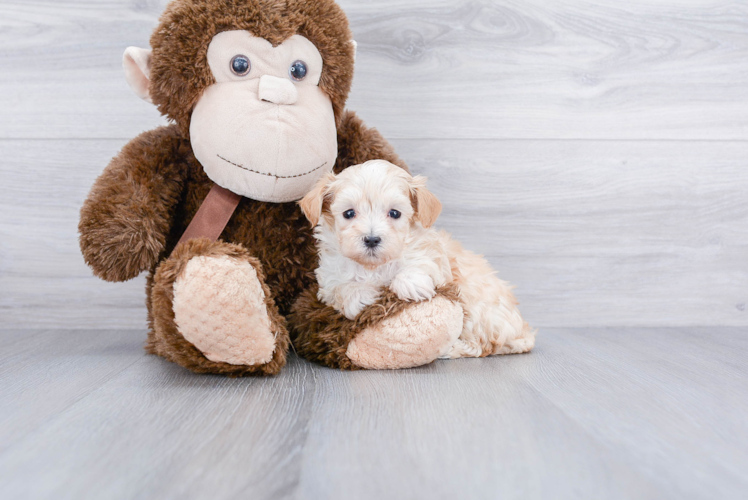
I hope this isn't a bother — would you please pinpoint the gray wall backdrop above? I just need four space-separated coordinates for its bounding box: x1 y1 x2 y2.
1 0 746 329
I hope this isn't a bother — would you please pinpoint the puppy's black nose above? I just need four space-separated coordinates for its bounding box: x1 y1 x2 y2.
363 235 381 248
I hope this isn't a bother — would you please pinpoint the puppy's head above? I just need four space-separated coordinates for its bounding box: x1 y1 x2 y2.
299 159 442 267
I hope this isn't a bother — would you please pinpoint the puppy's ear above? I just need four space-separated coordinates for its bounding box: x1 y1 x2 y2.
299 172 336 227
410 175 442 228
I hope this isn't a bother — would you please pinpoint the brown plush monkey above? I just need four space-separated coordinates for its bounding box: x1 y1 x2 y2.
79 0 464 375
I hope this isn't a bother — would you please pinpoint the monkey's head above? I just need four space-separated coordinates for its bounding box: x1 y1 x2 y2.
123 0 355 203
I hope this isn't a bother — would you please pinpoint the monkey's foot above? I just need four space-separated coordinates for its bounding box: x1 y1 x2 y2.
173 254 276 365
149 239 288 376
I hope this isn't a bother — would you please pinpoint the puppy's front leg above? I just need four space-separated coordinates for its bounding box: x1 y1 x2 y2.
334 283 382 320
390 269 437 303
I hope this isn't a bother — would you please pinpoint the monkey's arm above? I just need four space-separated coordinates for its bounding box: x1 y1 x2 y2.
334 110 410 173
79 125 187 282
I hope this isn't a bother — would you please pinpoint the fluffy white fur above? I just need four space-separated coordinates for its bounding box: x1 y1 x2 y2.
299 160 535 359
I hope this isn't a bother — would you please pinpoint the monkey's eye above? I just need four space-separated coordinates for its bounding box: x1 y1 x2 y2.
230 55 251 76
389 209 401 219
343 209 356 219
289 60 308 81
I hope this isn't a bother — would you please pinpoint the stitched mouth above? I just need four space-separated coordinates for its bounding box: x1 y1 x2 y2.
217 155 327 179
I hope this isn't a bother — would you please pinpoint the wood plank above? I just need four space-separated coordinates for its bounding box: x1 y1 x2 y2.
0 0 169 140
1 328 746 499
0 329 143 453
0 335 316 500
526 327 748 499
345 0 748 140
2 138 745 328
296 353 666 500
395 138 748 327
0 1 746 139
0 138 149 329
296 327 748 499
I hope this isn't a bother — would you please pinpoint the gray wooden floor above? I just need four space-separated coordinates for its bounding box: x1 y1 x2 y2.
1 328 746 500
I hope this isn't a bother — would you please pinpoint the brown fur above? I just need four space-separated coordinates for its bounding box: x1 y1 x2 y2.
334 111 408 174
79 0 427 375
410 177 443 229
298 171 336 228
289 283 461 370
150 0 356 137
79 125 188 282
81 112 408 374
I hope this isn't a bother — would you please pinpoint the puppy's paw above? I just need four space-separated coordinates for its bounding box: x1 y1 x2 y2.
390 271 437 303
341 299 367 320
340 286 381 320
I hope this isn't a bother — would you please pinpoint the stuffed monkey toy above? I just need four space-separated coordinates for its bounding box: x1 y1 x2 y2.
79 0 464 375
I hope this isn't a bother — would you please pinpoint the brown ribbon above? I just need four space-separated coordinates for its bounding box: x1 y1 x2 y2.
178 184 242 245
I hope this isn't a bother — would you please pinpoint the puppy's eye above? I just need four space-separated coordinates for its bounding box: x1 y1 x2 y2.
230 55 251 76
389 209 401 219
289 60 308 81
343 209 356 219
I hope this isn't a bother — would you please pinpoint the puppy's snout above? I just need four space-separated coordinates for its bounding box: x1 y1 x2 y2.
363 235 381 249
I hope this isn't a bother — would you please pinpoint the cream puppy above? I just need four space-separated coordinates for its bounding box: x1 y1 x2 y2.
299 159 535 358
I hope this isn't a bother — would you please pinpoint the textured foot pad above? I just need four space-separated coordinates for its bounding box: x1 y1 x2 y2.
346 296 463 370
173 255 276 366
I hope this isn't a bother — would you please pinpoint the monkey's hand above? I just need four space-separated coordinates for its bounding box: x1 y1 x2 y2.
79 125 186 282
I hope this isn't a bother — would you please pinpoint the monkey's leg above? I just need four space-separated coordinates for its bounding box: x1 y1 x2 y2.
147 238 288 376
289 284 463 370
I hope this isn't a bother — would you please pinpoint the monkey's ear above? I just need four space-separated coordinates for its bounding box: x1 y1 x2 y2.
351 40 358 62
299 172 336 227
410 175 442 228
123 47 153 103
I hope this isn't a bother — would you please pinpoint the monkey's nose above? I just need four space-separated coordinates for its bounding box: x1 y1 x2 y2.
258 75 298 105
363 235 381 249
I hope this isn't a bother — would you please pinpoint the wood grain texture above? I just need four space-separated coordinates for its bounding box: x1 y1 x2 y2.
0 329 143 454
0 0 746 139
398 138 748 327
0 139 147 329
0 329 317 500
1 328 746 499
2 2 747 498
1 0 746 327
2 139 745 328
